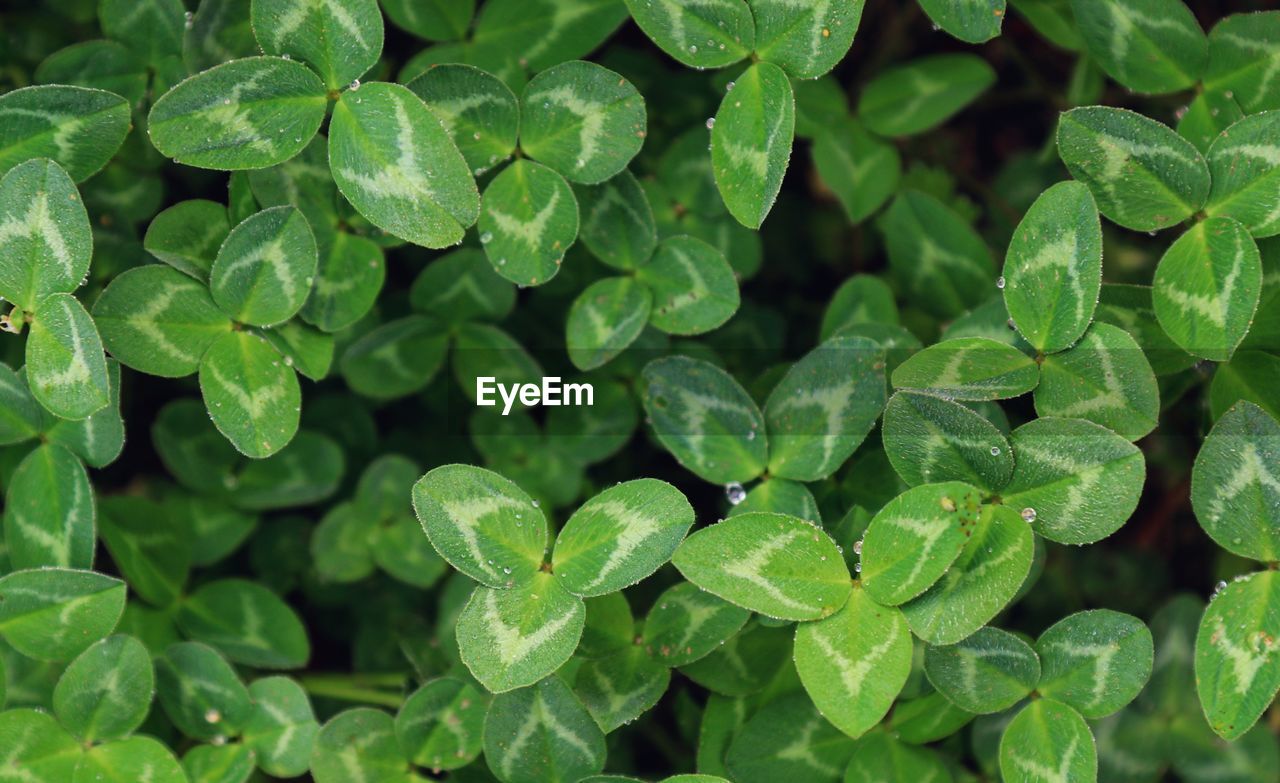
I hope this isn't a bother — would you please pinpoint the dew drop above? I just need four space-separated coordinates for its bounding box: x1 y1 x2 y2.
854 562 862 573
1020 507 1037 523
725 481 746 505
349 79 361 91
853 539 863 556
990 446 1001 456
725 81 735 92
184 10 195 29
1213 580 1228 597
705 117 716 130
532 499 540 508
204 709 221 724
996 276 1006 289
689 44 698 54
480 231 493 244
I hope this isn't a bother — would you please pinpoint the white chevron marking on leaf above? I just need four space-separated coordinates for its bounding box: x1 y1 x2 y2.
273 0 370 50
481 589 578 668
338 92 438 205
0 191 73 276
441 494 524 580
487 187 562 250
809 624 897 699
1013 736 1079 783
721 529 812 613
528 86 605 167
577 500 662 591
1211 615 1280 695
1161 229 1247 328
774 714 841 777
1207 443 1280 522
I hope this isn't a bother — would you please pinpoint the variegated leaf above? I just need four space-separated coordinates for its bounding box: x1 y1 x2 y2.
479 159 580 286
1206 111 1280 238
1070 0 1206 94
94 265 232 378
183 0 259 73
53 634 152 743
26 292 111 420
918 0 1005 43
724 690 855 782
1034 322 1160 441
142 200 232 282
155 641 253 741
858 54 995 137
794 586 912 739
924 627 1040 714
242 676 319 777
764 335 886 481
1002 180 1103 353
198 331 300 458
0 568 125 662
1002 417 1145 545
1153 216 1262 362
1057 106 1210 232
148 57 328 170
642 581 750 667
882 190 996 319
339 315 448 399
901 504 1034 644
329 81 480 247
382 0 472 40
1204 11 1280 113
859 481 982 606
891 337 1039 402
3 442 95 570
1178 88 1245 154
636 235 739 335
576 169 657 270
882 391 1013 491
574 645 671 732
0 158 91 312
0 361 41 444
210 205 318 326
483 676 606 783
77 736 186 783
566 276 651 371
406 63 519 173
679 620 792 697
998 698 1098 783
182 743 255 782
520 60 646 185
176 578 309 669
1191 401 1280 562
844 729 951 783
251 0 384 89
467 0 628 76
0 709 81 781
100 0 185 65
640 355 768 484
750 0 865 79
310 708 409 783
395 678 487 771
889 691 975 744
1194 569 1280 740
672 511 851 621
410 247 512 325
1037 609 1154 719
552 478 694 597
710 62 794 229
412 463 548 588
811 117 901 226
727 478 822 523
621 0 754 70
0 85 130 181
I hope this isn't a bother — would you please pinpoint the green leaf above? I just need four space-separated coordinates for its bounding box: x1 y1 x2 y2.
882 190 996 319
763 335 885 481
998 698 1097 783
636 235 739 335
483 676 606 783
891 337 1039 402
574 645 671 732
858 54 995 137
1153 216 1262 361
243 676 319 777
251 0 383 89
1204 12 1280 113
844 729 951 783
75 736 186 783
26 293 111 420
1070 0 1206 94
177 578 309 669
143 199 231 281
452 323 545 405
93 264 233 378
210 206 318 326
479 159 580 286
1177 88 1245 154
148 57 328 170
35 40 148 106
925 627 1040 714
680 620 791 697
53 634 153 743
672 511 851 620
155 641 253 741
1209 349 1280 421
724 691 855 782
642 581 750 667
99 0 185 66
412 463 548 588
4 442 94 570
859 481 982 606
1038 609 1154 718
0 362 41 444
0 85 130 181
811 118 901 225
468 0 628 75
566 276 652 371
1002 417 1145 544
709 62 794 229
901 504 1034 644
622 0 754 70
727 478 821 523
98 496 189 609
1095 282 1196 376
1195 570 1280 740
410 247 512 325
641 355 767 484
918 0 1005 43
383 0 473 40
889 691 975 744
257 319 333 381
0 158 91 313
329 81 480 247
750 0 865 78
182 743 254 783
310 708 409 783
199 331 300 458
1033 323 1159 441
395 678 487 770
576 170 657 270
1056 106 1210 232
552 478 693 596
406 63 519 174
1192 402 1280 561
340 315 448 399
520 60 646 185
1206 111 1280 238
882 391 1013 490
0 709 81 781
183 0 259 72
1002 181 1103 353
227 429 344 509
0 568 125 661
794 586 912 739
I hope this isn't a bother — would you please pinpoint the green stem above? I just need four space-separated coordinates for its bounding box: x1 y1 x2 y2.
298 673 408 709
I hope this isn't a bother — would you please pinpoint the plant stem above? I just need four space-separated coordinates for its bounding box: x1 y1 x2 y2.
298 673 409 709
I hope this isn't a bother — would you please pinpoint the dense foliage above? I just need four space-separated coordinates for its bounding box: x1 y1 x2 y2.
1 0 1279 782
